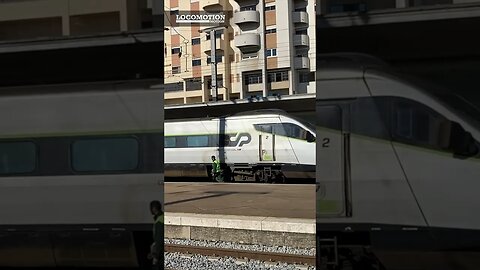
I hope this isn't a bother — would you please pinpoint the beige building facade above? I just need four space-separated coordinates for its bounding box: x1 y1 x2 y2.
164 0 316 105
0 0 157 41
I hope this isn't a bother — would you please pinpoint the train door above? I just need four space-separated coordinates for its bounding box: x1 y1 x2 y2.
317 104 351 217
256 124 275 162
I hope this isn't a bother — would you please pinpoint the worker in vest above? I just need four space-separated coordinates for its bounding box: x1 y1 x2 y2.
148 200 164 269
211 155 224 182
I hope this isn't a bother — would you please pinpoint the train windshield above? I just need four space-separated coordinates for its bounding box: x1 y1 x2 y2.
397 73 480 129
285 114 316 136
431 92 480 125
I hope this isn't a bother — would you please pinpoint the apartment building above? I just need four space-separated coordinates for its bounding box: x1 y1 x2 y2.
164 0 316 105
0 0 163 87
0 0 162 41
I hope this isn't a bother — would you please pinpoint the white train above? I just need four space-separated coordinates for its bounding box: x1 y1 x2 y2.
317 54 480 269
164 110 316 183
0 81 163 268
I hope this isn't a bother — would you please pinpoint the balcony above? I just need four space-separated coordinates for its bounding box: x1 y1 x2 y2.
233 10 260 26
203 37 225 55
234 33 260 52
201 0 228 12
294 56 310 69
292 11 309 25
293 34 309 47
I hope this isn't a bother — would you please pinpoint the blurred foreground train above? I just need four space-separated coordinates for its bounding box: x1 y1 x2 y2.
164 110 316 183
317 54 480 270
0 81 163 268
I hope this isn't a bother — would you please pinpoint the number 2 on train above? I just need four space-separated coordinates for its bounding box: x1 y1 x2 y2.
322 138 330 147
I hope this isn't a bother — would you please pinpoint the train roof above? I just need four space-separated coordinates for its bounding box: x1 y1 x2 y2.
317 53 388 68
316 53 391 80
165 110 288 122
232 109 290 117
166 109 316 132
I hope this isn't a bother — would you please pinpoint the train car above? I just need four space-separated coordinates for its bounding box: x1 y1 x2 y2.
164 110 316 183
0 81 163 268
317 54 480 270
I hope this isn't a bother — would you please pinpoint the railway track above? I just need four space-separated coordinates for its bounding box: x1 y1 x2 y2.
165 243 316 266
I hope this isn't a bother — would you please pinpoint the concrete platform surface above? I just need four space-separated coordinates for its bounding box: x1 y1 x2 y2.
165 212 315 234
165 182 315 219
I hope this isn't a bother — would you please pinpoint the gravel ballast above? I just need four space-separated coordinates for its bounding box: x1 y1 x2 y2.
165 238 315 256
165 252 316 270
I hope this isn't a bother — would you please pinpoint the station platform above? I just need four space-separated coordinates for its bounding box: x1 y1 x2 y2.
164 182 315 219
164 182 316 248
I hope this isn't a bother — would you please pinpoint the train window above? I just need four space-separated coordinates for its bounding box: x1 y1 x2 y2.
255 123 311 140
279 123 309 140
390 98 447 149
254 124 273 134
186 135 209 147
165 137 176 148
72 138 139 172
350 97 390 140
0 142 36 174
317 105 342 130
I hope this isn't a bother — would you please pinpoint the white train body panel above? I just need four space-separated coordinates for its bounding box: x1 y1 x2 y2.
317 55 480 268
165 112 316 179
0 83 163 267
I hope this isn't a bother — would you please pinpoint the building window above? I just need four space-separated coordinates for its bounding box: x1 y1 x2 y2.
266 48 277 57
207 55 223 64
268 70 289 82
207 75 224 89
295 7 307 12
295 29 308 35
245 73 262 85
299 72 315 83
242 52 258 59
265 5 276 11
171 47 181 54
240 5 257 11
192 59 202 66
206 30 223 40
192 38 200 45
185 77 202 91
0 142 36 174
164 82 184 92
172 66 180 74
265 28 277 34
72 138 139 172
